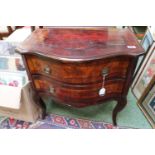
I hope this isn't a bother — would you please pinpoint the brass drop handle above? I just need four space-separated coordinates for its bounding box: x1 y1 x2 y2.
99 68 109 96
43 65 51 74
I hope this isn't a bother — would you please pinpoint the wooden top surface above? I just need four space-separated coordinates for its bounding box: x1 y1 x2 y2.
16 27 145 61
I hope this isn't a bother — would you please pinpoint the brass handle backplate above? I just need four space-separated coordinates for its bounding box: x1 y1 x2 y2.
102 68 109 76
43 66 51 74
49 86 55 93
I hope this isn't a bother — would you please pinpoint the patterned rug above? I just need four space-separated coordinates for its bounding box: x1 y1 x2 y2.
0 114 129 129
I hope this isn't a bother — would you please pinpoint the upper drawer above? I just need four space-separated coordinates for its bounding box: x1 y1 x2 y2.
25 54 131 84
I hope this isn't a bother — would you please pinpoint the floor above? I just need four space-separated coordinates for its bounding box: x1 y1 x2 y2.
44 89 152 129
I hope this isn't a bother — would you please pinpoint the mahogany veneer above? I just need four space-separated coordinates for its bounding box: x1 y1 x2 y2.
16 27 145 126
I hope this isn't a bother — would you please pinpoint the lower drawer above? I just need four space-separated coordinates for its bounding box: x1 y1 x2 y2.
33 75 125 103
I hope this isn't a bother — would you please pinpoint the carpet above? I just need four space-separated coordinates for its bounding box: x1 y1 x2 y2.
0 114 131 129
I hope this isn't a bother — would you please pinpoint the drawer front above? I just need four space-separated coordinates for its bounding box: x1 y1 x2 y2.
33 76 125 102
26 54 130 84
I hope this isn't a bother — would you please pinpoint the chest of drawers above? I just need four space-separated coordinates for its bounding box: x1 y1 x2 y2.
16 27 145 125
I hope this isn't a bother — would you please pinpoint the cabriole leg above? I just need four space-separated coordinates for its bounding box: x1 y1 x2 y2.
112 97 127 126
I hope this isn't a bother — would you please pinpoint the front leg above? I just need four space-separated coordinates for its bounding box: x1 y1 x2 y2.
39 97 47 119
33 93 47 119
112 97 127 126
